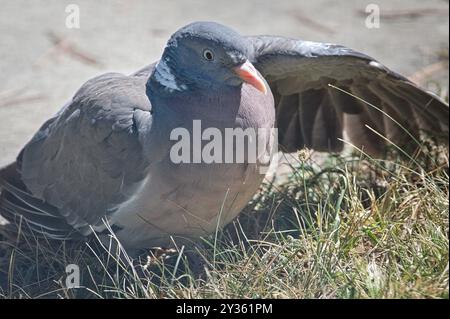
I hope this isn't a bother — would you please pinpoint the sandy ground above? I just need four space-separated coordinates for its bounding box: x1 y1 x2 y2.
0 0 448 167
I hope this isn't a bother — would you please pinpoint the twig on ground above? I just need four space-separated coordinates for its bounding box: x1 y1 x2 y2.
0 95 47 108
290 11 336 35
408 61 449 86
33 31 103 68
357 8 448 20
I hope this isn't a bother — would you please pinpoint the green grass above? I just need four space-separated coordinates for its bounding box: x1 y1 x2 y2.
0 138 448 299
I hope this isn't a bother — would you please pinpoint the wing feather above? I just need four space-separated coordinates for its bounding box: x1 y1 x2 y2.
0 69 155 239
247 36 449 156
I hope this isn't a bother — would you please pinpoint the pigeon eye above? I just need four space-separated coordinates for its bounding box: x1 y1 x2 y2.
203 49 214 61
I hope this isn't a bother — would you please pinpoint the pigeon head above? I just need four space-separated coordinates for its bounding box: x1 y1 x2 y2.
151 21 267 94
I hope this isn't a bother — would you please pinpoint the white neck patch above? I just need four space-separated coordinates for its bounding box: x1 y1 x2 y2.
153 59 188 92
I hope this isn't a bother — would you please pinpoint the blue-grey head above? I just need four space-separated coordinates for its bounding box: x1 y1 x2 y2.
150 21 266 94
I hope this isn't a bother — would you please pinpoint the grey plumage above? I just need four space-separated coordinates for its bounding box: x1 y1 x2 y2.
246 35 448 154
2 71 155 239
0 22 448 248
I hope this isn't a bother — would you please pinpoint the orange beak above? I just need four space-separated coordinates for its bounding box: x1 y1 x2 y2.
233 60 267 94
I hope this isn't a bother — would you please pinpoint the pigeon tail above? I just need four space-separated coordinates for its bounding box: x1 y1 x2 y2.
0 162 83 240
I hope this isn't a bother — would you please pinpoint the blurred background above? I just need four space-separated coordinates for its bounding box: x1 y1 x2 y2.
0 0 448 167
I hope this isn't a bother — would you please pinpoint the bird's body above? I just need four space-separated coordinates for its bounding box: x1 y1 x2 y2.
0 43 275 248
110 65 274 248
0 22 448 249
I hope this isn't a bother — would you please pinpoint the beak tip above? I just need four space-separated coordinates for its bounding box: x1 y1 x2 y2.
261 84 268 95
234 60 268 95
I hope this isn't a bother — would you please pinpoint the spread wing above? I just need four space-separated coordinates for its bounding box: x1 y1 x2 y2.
247 36 449 156
0 70 154 239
